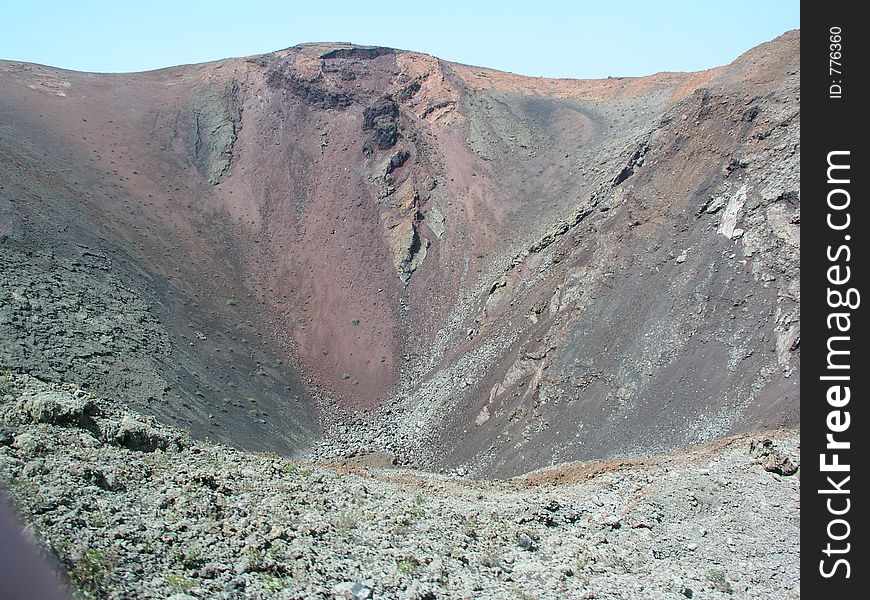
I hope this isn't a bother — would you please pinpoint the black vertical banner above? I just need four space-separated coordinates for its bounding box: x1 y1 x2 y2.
803 3 867 597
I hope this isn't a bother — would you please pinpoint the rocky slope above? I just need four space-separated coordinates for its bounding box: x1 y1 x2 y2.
0 31 799 477
1 373 799 599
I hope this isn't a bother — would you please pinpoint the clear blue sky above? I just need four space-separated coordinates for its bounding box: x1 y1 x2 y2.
1 0 799 79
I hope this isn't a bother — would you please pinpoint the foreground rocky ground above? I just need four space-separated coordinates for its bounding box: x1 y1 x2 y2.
0 372 798 599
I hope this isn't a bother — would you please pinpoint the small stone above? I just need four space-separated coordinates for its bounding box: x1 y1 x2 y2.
23 391 97 428
332 580 373 599
13 433 43 454
233 559 250 575
21 460 45 479
517 532 537 551
761 453 799 476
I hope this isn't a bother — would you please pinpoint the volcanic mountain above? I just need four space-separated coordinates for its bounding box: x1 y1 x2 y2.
0 32 799 477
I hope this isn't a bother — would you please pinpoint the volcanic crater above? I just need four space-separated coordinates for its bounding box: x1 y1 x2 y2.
0 32 799 477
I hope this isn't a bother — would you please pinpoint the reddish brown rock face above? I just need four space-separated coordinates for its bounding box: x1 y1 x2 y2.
0 32 799 475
